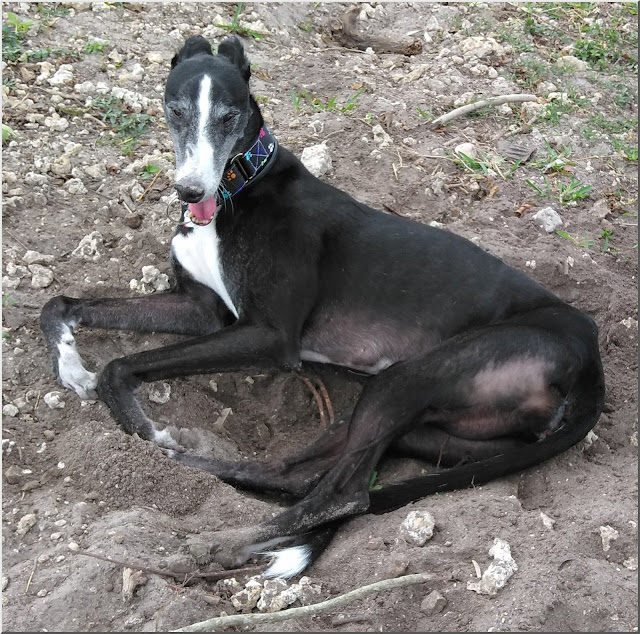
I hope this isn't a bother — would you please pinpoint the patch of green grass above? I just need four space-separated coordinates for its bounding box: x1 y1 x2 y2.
416 105 433 121
84 39 108 54
139 164 161 180
37 4 71 18
452 150 521 181
218 3 268 39
530 140 575 173
2 124 14 144
557 176 592 204
556 230 595 250
92 96 154 155
369 471 382 491
2 12 34 62
24 46 75 61
540 98 577 125
512 59 551 90
600 228 614 253
588 113 637 135
289 87 365 114
612 139 638 162
2 293 17 307
526 175 592 205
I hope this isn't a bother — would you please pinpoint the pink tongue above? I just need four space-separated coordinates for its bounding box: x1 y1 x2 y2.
188 196 217 221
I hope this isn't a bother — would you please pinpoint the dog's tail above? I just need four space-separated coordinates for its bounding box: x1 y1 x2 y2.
369 392 603 514
259 522 340 579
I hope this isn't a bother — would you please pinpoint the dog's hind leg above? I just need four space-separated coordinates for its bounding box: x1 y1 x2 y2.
207 307 603 573
40 292 223 446
172 411 352 497
391 426 528 466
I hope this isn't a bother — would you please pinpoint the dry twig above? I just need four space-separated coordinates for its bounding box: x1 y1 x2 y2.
137 167 164 202
295 372 327 429
73 550 266 583
430 94 538 128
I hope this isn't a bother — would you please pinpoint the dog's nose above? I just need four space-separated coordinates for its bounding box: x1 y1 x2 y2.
175 183 205 203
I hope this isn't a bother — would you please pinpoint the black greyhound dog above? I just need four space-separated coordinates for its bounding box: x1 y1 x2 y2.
41 36 605 578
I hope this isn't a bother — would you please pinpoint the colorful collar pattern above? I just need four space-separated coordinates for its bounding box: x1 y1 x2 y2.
219 125 278 200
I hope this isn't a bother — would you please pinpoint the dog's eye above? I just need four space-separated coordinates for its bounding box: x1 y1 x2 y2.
222 112 236 125
172 108 184 118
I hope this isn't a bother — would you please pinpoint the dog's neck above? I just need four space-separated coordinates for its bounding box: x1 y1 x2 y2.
219 99 278 201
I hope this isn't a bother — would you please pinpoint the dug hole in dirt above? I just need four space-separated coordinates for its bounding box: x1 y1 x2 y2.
1 2 637 632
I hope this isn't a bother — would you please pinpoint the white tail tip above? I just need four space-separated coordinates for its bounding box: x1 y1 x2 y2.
260 544 311 579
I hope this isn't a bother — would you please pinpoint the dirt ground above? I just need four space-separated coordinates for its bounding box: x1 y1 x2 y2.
2 2 638 632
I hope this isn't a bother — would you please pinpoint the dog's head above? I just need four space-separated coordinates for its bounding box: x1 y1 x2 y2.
165 36 254 224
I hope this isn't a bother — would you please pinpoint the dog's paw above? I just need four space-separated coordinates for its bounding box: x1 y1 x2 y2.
209 527 259 569
152 428 186 453
56 331 98 399
58 359 98 400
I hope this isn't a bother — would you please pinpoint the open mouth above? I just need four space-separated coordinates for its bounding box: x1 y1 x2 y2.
187 196 217 226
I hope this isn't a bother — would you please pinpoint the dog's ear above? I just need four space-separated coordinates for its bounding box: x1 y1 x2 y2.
217 36 251 81
171 35 213 69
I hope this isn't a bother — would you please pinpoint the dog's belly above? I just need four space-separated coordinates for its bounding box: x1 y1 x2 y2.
171 223 238 318
300 315 437 374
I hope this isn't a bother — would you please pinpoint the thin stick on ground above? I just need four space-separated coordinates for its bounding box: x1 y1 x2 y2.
137 167 164 202
316 377 335 426
430 94 538 128
172 572 433 632
73 550 266 583
295 372 327 429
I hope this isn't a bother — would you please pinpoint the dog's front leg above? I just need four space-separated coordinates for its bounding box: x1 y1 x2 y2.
96 322 296 447
40 292 222 400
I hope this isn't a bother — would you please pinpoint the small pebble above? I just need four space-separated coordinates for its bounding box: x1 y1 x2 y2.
68 542 79 551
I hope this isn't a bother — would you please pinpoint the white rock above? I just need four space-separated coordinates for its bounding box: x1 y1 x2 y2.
231 577 263 612
2 576 8 591
130 63 145 82
555 55 589 72
74 81 96 94
44 391 66 409
467 538 518 596
460 36 506 60
425 16 441 31
257 578 300 613
147 52 164 64
532 206 563 233
48 64 74 87
599 525 619 552
401 510 435 545
72 232 103 261
300 142 332 177
3 404 19 417
540 512 556 530
29 264 54 288
50 531 63 541
372 124 392 148
66 178 88 195
44 113 69 131
24 172 49 186
454 142 477 159
148 382 171 404
68 541 79 551
16 513 37 536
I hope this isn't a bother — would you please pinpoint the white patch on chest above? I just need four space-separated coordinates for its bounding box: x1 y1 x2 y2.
171 221 239 319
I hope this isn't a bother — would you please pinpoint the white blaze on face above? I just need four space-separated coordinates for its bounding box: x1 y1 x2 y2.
175 74 217 195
